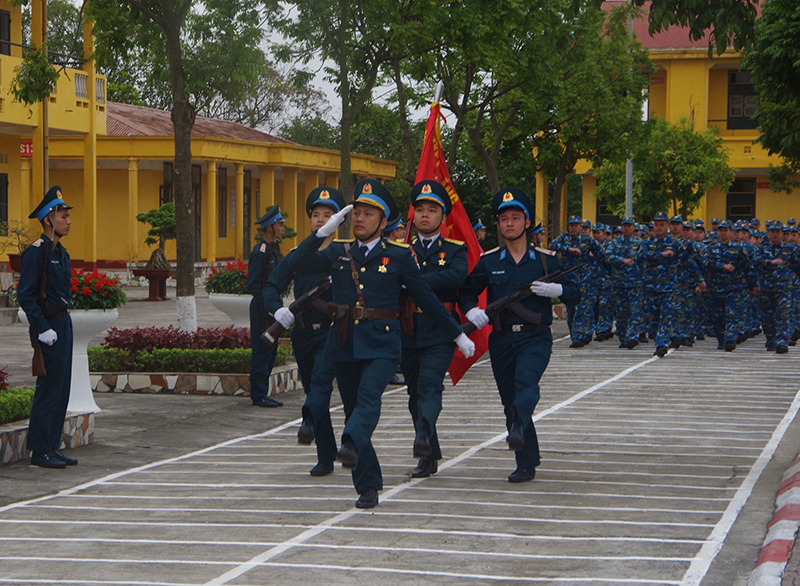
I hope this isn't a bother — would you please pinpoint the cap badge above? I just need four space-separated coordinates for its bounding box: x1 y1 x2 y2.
320 190 330 199
502 191 513 202
363 183 373 194
421 184 432 194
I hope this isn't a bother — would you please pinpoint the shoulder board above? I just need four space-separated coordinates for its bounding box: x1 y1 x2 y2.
32 239 43 248
259 243 267 253
535 246 556 256
387 240 409 248
411 237 418 244
333 238 355 244
481 246 500 256
289 246 298 252
443 238 465 246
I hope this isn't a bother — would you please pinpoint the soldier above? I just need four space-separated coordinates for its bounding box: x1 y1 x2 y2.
247 205 286 408
265 188 344 476
549 215 603 347
604 217 644 349
674 220 707 346
459 189 580 482
581 219 592 236
755 221 800 353
17 186 76 469
529 223 544 247
473 218 487 242
740 226 763 341
590 223 613 341
289 179 474 508
384 215 406 242
400 180 469 479
701 220 759 351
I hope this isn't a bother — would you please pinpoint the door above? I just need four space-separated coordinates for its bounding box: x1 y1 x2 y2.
726 178 755 222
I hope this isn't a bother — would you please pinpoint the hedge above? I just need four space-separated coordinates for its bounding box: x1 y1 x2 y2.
88 345 292 373
0 388 35 425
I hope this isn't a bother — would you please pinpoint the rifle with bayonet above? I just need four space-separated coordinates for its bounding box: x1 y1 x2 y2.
461 262 586 335
261 277 332 347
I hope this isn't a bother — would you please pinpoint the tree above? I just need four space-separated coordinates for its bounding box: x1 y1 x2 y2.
593 117 737 219
136 202 176 270
741 0 800 193
89 0 278 331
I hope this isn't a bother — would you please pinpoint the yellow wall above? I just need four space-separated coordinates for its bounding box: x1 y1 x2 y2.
648 71 667 119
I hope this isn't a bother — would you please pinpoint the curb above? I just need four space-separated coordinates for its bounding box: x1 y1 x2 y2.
749 456 800 585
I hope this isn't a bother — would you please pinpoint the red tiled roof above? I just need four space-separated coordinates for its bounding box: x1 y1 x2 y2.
602 0 722 50
105 101 293 144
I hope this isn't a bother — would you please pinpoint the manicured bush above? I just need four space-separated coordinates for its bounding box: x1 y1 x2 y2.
88 345 292 373
0 388 35 425
0 366 9 391
103 326 250 350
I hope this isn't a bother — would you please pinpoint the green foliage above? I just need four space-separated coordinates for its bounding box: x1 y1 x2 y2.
136 202 176 250
593 118 737 219
741 0 800 194
10 44 60 109
88 346 292 373
0 388 35 425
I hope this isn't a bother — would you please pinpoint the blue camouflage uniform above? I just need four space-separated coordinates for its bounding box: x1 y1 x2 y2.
755 223 800 351
459 189 580 475
549 216 603 345
674 227 706 343
701 222 758 348
17 187 74 463
246 206 285 405
289 179 463 498
604 220 644 346
638 226 683 348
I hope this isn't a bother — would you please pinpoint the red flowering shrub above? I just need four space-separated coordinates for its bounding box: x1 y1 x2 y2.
71 268 127 310
103 326 250 351
0 367 9 391
204 260 248 295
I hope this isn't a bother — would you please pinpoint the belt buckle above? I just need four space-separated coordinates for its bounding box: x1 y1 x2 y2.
352 305 365 320
512 324 522 332
312 323 321 330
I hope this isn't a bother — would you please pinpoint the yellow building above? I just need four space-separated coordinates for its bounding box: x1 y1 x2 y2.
0 2 395 271
580 1 792 225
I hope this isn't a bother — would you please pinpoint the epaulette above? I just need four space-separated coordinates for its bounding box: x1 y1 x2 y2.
444 238 465 246
387 240 410 248
32 239 43 248
333 238 355 243
535 246 556 257
290 246 298 252
481 246 500 256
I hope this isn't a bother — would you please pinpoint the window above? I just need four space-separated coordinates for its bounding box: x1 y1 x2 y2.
726 177 756 222
596 199 621 227
0 11 11 57
160 163 173 204
728 70 758 130
0 174 8 229
218 170 228 238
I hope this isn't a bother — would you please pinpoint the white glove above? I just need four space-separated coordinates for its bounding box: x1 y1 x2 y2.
530 282 563 298
454 333 475 358
274 307 294 328
466 307 489 328
38 329 57 346
316 204 353 238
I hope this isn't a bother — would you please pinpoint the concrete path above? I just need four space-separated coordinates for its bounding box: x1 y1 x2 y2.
1 331 799 585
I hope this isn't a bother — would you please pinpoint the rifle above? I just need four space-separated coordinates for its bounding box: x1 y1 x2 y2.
462 262 586 335
261 277 332 347
30 240 52 377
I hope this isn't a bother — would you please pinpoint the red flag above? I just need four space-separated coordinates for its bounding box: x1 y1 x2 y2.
407 102 491 385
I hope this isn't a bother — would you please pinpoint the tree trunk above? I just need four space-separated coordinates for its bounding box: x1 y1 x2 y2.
392 60 417 185
466 126 500 193
551 173 564 237
162 6 197 331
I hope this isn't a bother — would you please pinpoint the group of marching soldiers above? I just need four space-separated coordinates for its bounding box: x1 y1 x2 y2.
549 212 800 356
248 181 578 508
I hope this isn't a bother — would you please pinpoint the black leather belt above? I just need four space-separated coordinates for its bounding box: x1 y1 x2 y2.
496 323 550 333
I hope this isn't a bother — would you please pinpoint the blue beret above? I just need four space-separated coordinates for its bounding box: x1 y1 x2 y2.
472 218 486 230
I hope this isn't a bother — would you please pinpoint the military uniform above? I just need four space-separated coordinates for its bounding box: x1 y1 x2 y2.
549 216 603 346
289 179 464 504
639 229 682 349
459 189 580 481
604 218 644 347
247 205 285 406
401 181 469 477
17 187 75 468
756 222 800 352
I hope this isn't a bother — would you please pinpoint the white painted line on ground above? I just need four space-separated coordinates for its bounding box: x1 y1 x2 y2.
680 385 800 586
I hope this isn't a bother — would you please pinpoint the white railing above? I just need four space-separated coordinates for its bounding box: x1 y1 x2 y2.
95 78 105 103
74 72 88 100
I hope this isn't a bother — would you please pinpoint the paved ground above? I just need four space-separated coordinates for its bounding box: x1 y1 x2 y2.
1 318 799 585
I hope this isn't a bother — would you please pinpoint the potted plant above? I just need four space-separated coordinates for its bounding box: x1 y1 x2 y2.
132 202 177 300
205 260 251 328
19 268 127 414
0 220 39 272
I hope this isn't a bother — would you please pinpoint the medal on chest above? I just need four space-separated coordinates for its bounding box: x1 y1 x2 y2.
378 256 390 273
438 252 446 266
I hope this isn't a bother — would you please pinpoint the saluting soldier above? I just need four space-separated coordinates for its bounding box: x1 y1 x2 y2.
17 187 76 468
264 188 345 476
400 180 469 479
459 189 580 482
289 179 475 508
246 205 286 408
